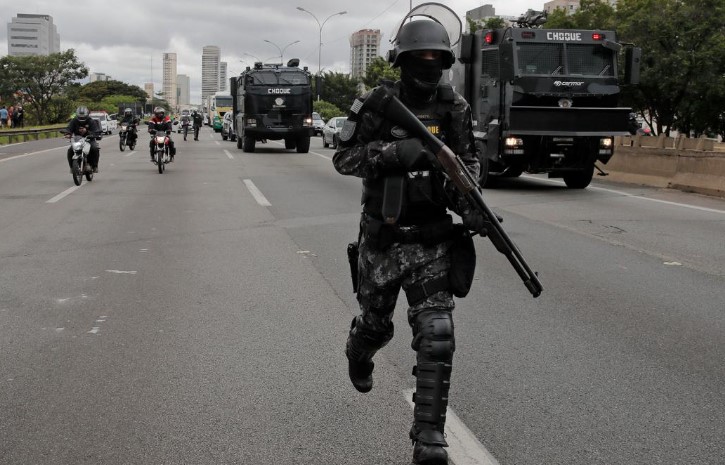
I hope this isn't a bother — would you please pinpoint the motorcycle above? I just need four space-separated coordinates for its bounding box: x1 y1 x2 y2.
61 129 99 186
118 123 137 151
147 122 174 174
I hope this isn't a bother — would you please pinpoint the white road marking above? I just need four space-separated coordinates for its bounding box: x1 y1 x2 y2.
522 175 725 214
124 150 136 157
224 149 234 159
46 185 81 203
269 139 332 160
0 145 65 163
664 261 682 266
105 270 137 274
243 179 272 206
214 140 220 145
88 327 100 334
404 389 500 465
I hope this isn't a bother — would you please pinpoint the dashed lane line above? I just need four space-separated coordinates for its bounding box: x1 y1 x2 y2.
46 185 82 203
224 149 234 159
243 179 271 206
0 145 66 163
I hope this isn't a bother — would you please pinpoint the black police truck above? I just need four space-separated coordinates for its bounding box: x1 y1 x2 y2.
451 11 641 188
230 59 315 153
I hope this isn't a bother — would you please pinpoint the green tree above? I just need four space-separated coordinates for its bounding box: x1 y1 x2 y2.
320 72 359 113
362 57 401 90
78 80 147 102
0 49 88 124
545 0 617 30
313 100 344 120
616 0 725 136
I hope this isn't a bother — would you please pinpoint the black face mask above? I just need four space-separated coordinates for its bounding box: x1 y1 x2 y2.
400 54 444 99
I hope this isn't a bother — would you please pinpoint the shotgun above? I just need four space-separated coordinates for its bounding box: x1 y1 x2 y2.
362 89 543 297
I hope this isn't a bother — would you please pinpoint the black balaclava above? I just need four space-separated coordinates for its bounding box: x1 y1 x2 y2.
399 53 444 102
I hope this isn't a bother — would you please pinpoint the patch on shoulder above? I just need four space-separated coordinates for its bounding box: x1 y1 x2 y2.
340 120 357 142
390 126 409 139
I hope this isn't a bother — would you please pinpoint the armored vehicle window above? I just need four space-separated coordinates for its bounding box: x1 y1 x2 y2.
481 49 499 79
516 43 564 75
248 71 310 85
567 44 614 76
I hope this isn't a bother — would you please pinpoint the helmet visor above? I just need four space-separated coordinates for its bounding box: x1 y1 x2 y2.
390 3 462 48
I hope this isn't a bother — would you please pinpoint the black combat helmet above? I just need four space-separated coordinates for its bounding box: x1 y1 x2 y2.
388 20 455 69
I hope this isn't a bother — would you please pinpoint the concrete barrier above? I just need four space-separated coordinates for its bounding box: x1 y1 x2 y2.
600 136 725 198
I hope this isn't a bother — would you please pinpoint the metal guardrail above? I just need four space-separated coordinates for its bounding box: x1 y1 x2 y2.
0 125 66 145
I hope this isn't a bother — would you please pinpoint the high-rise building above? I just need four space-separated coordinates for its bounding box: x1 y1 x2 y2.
177 74 190 106
202 46 221 101
219 62 228 92
162 52 178 108
89 72 112 82
349 29 382 79
7 14 60 56
144 83 154 101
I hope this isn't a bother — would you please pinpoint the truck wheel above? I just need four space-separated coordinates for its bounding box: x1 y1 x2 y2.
563 165 594 189
285 138 296 150
243 136 256 153
296 136 310 153
222 134 228 141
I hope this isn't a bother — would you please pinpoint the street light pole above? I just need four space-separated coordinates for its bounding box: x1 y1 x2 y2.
263 39 300 64
296 7 347 100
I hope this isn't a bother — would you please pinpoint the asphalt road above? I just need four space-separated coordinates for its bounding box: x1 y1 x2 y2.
1 129 723 464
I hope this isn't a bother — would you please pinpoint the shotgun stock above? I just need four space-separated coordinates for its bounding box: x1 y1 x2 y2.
370 92 543 297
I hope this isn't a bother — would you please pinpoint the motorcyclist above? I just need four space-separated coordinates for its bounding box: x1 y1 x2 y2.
119 108 139 145
191 110 203 141
148 107 176 162
65 106 102 173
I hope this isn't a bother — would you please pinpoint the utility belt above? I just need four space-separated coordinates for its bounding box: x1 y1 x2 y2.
361 213 454 251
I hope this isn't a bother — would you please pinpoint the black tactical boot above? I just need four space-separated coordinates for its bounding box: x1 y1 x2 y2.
345 316 392 393
409 361 452 465
347 357 374 393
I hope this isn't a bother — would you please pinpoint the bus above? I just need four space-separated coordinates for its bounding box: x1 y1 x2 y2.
207 92 233 132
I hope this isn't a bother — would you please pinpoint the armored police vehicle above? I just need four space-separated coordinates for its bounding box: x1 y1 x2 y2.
230 59 314 153
450 9 641 188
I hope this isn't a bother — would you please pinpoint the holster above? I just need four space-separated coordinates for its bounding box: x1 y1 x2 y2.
448 225 476 298
347 241 360 293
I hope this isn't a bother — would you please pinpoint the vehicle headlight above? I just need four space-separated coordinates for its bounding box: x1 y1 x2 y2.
600 137 613 148
504 137 523 147
303 117 312 127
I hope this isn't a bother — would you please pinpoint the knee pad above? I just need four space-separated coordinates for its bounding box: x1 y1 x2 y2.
411 311 455 363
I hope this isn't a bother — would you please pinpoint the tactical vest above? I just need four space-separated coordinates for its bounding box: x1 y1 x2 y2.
362 84 455 226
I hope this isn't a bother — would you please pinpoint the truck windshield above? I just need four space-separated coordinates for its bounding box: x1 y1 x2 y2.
248 71 309 85
517 43 614 77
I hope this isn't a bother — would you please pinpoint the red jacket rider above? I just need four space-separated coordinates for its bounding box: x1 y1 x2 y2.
148 107 176 161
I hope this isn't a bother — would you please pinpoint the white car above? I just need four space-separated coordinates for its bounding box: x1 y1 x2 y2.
312 112 325 136
90 111 113 135
322 116 346 149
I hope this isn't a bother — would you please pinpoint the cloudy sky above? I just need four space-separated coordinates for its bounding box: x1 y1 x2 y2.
1 0 541 104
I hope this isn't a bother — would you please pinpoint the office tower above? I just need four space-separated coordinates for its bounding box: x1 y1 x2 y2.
349 29 381 79
202 46 221 101
163 52 178 108
177 74 190 106
7 13 60 56
219 62 228 92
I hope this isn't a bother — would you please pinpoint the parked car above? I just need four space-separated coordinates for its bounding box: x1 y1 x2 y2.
322 116 346 149
90 111 114 135
312 112 325 136
221 111 236 141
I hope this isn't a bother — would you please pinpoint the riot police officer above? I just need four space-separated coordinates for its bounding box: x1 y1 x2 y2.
333 18 485 465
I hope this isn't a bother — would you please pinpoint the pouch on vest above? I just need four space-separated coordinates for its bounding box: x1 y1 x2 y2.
448 225 476 298
347 241 360 293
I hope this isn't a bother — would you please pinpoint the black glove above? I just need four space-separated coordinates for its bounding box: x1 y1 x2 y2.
462 209 488 236
396 138 434 171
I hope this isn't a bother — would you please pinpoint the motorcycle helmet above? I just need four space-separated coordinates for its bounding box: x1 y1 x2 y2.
154 107 165 119
76 106 90 122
